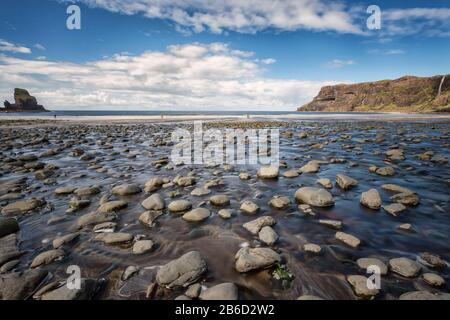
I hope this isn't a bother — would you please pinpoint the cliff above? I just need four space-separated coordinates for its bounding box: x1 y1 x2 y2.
298 75 450 113
1 88 49 112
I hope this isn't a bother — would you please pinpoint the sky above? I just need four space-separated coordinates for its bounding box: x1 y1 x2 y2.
0 0 449 111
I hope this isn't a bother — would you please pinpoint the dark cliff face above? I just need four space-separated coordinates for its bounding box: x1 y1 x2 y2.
298 75 450 113
1 88 48 112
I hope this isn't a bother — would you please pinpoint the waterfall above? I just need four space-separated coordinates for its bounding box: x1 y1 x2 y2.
437 75 446 97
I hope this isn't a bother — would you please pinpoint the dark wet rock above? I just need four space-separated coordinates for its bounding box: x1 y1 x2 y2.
34 169 54 180
297 295 324 300
399 291 450 300
235 247 281 273
0 218 19 238
31 249 65 268
420 252 447 269
0 269 48 300
389 257 421 278
199 283 238 300
41 279 101 300
122 266 139 281
0 259 20 273
295 187 334 207
156 251 207 289
1 198 43 216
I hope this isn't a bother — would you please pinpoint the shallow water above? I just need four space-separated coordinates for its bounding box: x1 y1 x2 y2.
0 119 449 300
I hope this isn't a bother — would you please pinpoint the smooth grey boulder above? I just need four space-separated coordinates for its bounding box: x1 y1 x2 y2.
156 251 207 289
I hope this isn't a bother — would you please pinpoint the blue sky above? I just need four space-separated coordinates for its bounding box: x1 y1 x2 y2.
0 0 449 110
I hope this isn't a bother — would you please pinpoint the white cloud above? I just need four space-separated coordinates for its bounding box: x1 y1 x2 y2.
384 49 405 55
261 58 276 65
381 8 450 38
326 59 354 69
68 0 362 34
0 42 343 110
368 49 405 55
0 40 32 54
34 43 46 51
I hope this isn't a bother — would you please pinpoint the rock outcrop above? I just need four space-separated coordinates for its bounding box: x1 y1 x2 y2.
1 88 48 112
298 75 450 113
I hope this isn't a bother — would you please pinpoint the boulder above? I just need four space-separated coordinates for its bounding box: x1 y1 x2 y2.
240 200 260 214
142 194 165 211
31 249 64 268
235 247 281 273
257 166 279 179
389 257 421 278
336 174 358 190
0 218 20 239
182 208 210 222
243 216 276 235
156 251 207 288
335 232 361 248
360 189 381 209
1 198 42 216
199 283 238 300
258 226 278 245
294 187 334 207
112 184 141 196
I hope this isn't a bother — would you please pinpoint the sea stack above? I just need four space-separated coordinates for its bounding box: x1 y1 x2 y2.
1 88 49 112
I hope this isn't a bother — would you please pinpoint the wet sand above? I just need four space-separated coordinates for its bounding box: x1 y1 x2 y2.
0 117 449 300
